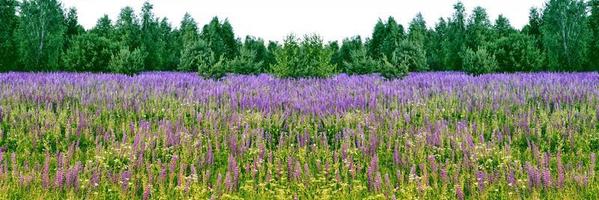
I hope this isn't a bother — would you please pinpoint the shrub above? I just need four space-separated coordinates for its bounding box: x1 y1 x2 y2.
228 47 263 75
344 47 379 75
490 33 545 72
394 40 428 72
271 34 336 78
462 47 498 76
108 47 146 75
378 54 409 79
63 33 115 72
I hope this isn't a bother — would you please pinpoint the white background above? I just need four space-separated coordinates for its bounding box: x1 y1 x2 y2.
62 0 547 42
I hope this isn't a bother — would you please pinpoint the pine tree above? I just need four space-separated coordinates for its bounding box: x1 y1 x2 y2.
243 36 268 72
344 45 378 75
17 0 66 71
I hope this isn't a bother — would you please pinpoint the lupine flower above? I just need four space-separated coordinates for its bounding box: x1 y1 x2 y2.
456 185 464 200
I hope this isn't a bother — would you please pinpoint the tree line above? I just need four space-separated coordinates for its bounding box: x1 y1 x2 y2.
0 0 598 78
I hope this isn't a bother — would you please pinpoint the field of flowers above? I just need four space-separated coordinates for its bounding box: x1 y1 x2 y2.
0 72 598 199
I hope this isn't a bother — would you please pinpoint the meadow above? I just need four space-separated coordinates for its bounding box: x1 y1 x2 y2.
0 72 598 199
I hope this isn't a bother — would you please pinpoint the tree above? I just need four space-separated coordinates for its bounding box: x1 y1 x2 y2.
427 18 448 71
91 15 114 39
140 2 165 70
228 46 263 75
179 39 224 76
344 46 378 75
0 0 18 71
336 36 364 73
243 36 268 72
64 8 84 49
367 17 404 59
589 0 599 70
542 0 591 71
17 0 66 71
491 33 545 72
394 40 428 72
522 7 544 48
271 34 335 78
114 7 141 50
466 6 492 50
179 13 199 47
494 15 516 38
380 17 405 60
200 17 239 60
109 47 146 75
159 18 178 71
463 47 498 76
379 53 408 79
408 13 427 47
443 2 467 70
63 33 115 72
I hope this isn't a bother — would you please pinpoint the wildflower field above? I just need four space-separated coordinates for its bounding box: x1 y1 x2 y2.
0 72 598 199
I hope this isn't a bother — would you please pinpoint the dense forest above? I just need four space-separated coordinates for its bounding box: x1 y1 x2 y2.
1 0 598 78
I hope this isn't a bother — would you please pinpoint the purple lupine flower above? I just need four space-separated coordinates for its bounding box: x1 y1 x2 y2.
90 170 100 188
393 147 401 166
507 169 516 187
205 144 214 166
456 185 464 200
590 153 596 178
476 170 485 192
42 153 50 188
557 152 565 188
542 168 552 188
54 168 64 188
367 154 379 189
143 184 151 200
121 170 131 191
526 162 537 188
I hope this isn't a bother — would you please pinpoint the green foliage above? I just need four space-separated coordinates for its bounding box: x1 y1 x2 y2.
0 0 18 71
377 54 408 79
427 18 448 71
108 47 146 75
91 15 114 38
368 17 405 59
114 7 141 50
63 33 116 72
491 33 545 72
335 36 363 73
344 47 379 75
394 40 428 72
443 2 467 70
228 46 263 75
589 0 599 71
494 15 516 38
271 34 336 78
201 17 239 60
542 0 591 71
466 6 493 50
140 2 166 71
180 40 228 78
16 0 66 71
242 36 269 72
463 47 498 76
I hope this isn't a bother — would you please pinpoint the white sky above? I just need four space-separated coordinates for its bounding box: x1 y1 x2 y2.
61 0 547 42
